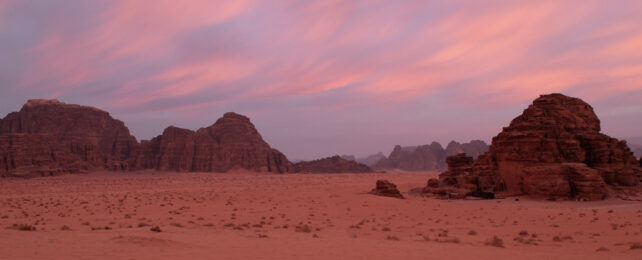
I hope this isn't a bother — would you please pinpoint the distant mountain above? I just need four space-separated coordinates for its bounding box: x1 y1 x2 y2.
373 140 489 171
292 156 373 173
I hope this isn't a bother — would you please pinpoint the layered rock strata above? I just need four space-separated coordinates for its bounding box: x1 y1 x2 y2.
0 99 138 172
0 100 292 176
136 113 291 173
424 94 641 200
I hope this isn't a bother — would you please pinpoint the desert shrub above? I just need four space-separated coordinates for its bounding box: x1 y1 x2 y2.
150 226 162 232
485 236 504 248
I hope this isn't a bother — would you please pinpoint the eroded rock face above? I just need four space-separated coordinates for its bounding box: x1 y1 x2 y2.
0 134 86 177
137 112 291 173
375 141 488 171
0 99 139 170
0 100 292 176
424 94 641 200
292 155 373 173
369 179 404 199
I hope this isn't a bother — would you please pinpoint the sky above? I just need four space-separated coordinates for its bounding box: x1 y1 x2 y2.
1 0 642 160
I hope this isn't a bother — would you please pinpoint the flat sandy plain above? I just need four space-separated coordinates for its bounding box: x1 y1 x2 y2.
0 171 641 259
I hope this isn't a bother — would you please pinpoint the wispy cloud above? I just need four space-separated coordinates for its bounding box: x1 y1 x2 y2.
1 0 641 159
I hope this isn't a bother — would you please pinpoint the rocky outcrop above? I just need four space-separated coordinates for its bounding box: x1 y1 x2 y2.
0 99 139 171
137 113 291 173
0 134 86 177
356 152 386 166
424 93 642 200
291 155 373 173
369 180 404 199
0 100 292 177
374 141 488 171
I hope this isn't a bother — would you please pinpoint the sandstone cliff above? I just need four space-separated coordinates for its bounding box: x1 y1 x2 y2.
136 112 291 173
424 93 642 200
0 100 292 176
0 99 139 172
0 134 86 177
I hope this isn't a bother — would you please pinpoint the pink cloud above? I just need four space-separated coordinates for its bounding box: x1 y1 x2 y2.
2 0 642 158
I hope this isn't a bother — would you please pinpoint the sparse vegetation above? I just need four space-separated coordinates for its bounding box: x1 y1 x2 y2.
295 225 312 233
386 235 399 241
485 236 504 248
8 223 36 231
150 226 161 232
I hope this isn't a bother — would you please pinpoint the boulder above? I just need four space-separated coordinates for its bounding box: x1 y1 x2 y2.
369 180 404 199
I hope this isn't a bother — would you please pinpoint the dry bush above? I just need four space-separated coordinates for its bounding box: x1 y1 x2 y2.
485 236 504 248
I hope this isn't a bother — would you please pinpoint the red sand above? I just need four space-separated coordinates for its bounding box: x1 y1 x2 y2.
0 171 641 259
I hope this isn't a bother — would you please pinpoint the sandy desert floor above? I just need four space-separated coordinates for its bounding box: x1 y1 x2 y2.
0 171 641 260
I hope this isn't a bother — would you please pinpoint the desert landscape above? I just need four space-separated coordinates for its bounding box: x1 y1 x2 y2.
1 171 641 259
0 86 641 260
2 1 642 259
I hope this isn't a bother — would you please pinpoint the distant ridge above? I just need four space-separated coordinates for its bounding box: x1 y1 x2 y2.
373 140 488 171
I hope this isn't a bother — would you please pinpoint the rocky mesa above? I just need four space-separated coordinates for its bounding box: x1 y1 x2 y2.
424 93 642 200
0 99 139 177
0 100 292 176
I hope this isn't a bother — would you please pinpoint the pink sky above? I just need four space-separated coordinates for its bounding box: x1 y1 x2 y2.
1 0 641 159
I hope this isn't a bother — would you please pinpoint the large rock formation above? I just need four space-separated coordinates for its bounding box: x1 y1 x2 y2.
424 94 642 200
374 141 488 171
0 134 85 177
0 99 139 172
291 155 373 173
0 100 292 176
136 112 291 173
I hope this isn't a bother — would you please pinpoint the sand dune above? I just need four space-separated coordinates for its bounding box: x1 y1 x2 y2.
0 171 640 259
